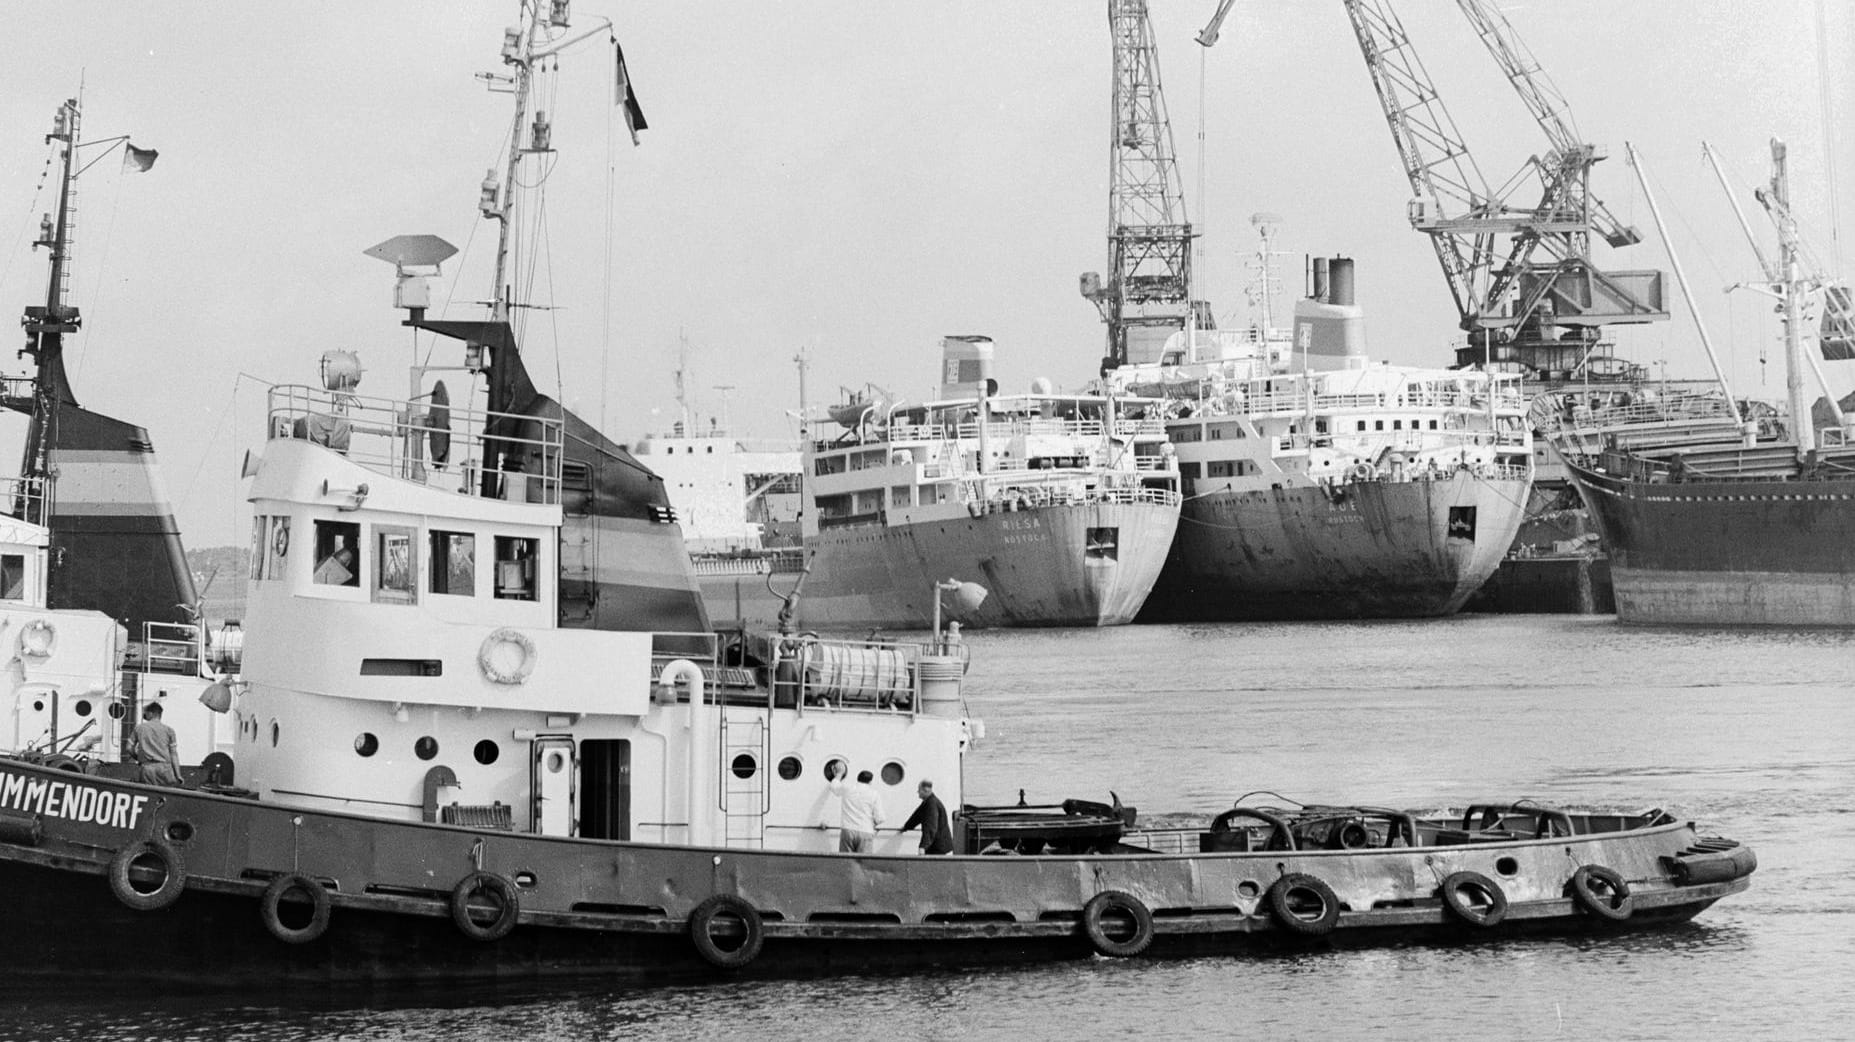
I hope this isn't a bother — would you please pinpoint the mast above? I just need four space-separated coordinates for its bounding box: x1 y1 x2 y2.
1765 141 1815 456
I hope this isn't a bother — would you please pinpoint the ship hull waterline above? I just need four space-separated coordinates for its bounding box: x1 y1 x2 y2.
1142 472 1530 622
704 499 1180 631
1560 458 1855 627
0 761 1746 988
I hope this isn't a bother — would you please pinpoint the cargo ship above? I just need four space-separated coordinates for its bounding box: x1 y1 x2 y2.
788 336 1181 630
1106 246 1533 621
1551 140 1855 627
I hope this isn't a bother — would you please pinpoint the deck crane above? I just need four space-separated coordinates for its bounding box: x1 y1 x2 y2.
1081 0 1207 371
1341 0 1669 378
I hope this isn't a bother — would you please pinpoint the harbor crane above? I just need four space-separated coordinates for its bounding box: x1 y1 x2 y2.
1339 0 1669 377
1081 0 1208 372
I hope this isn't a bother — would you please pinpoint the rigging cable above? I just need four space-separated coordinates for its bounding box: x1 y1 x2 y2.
1814 0 1843 275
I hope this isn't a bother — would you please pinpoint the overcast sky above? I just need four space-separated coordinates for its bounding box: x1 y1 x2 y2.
4 1 1851 548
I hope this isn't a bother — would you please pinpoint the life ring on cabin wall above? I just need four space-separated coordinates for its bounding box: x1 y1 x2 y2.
478 628 536 685
688 893 765 970
19 620 56 659
1081 890 1155 958
260 873 333 944
1566 864 1633 921
108 838 188 912
1438 870 1508 928
272 524 289 561
451 871 521 941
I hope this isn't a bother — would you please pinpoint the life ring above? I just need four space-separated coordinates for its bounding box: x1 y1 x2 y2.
450 871 521 941
260 873 332 944
1567 864 1633 921
272 524 289 560
478 628 536 685
1438 870 1508 928
1347 463 1375 483
688 894 764 970
1081 890 1154 958
19 620 56 659
108 838 187 912
1266 873 1341 936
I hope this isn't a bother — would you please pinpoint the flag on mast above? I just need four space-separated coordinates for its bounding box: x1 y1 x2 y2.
615 41 647 146
123 145 159 172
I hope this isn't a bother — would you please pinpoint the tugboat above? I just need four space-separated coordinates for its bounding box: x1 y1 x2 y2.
0 6 1752 985
1 98 228 769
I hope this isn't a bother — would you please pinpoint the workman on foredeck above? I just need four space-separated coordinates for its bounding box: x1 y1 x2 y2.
129 702 181 786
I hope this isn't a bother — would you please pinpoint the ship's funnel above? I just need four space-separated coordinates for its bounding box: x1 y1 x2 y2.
940 335 995 399
1293 257 1366 371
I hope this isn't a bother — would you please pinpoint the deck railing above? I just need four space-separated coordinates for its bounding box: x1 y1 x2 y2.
267 385 564 503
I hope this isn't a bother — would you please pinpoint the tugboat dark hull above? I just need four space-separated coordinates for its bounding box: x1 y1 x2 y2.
0 761 1752 987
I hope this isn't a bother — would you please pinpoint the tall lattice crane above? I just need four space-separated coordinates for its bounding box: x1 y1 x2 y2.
1081 0 1205 371
1342 0 1669 377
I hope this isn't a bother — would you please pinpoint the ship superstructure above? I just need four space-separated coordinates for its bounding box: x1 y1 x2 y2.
792 336 1182 629
1106 242 1533 619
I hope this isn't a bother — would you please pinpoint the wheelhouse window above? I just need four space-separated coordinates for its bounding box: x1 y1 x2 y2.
430 531 476 596
493 535 538 601
313 520 361 587
0 554 24 600
373 525 417 604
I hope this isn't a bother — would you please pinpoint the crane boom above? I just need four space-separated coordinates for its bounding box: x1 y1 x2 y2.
1341 0 1669 376
1082 0 1202 370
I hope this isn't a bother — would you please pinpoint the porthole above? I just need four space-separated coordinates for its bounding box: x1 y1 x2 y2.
107 702 127 720
31 700 43 713
1236 880 1262 900
474 740 499 765
355 733 379 757
415 736 439 761
73 699 93 718
545 750 566 773
1495 856 1520 877
731 753 757 780
513 871 538 889
824 756 849 783
165 821 194 844
270 720 280 747
880 761 904 786
777 756 802 781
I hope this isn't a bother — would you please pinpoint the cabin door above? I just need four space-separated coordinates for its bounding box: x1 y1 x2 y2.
578 739 631 841
530 736 578 836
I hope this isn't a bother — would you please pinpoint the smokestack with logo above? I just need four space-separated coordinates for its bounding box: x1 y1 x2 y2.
939 335 996 399
1292 256 1367 371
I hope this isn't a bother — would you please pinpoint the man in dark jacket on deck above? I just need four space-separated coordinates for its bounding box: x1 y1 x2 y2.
901 780 954 855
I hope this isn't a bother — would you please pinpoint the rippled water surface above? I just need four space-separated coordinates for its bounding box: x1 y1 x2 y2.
3 616 1849 1041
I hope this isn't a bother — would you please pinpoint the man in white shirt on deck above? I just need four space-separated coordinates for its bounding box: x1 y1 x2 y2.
827 764 885 853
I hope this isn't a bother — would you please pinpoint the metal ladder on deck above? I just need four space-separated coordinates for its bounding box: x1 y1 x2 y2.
718 710 768 848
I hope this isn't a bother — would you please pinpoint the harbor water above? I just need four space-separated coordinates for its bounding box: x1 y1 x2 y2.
2 615 1848 1041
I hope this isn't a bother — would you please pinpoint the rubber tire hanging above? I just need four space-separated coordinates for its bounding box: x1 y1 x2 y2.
451 871 521 941
688 894 765 970
108 838 187 912
1081 890 1155 957
1438 870 1508 927
260 873 333 944
1266 873 1341 936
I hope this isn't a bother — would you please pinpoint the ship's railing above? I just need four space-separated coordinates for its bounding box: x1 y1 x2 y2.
687 549 805 576
0 475 48 525
1532 390 1739 438
136 621 206 676
968 484 1181 514
267 384 564 503
650 632 941 715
